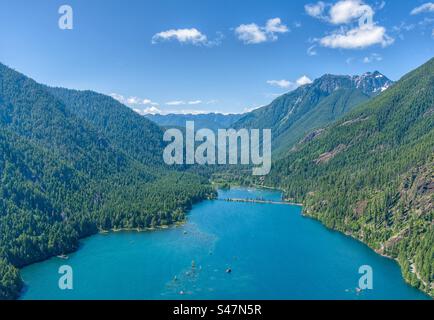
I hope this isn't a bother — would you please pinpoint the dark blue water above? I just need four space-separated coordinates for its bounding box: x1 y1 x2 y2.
21 188 429 300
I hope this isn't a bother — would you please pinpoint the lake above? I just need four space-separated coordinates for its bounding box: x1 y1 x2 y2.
21 187 429 300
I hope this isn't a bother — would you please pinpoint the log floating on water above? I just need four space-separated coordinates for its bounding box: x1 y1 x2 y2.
219 198 303 206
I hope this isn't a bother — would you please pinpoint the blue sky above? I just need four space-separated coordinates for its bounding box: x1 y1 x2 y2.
0 0 433 114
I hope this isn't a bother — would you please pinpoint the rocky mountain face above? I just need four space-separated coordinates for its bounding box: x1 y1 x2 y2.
233 72 394 154
317 71 393 96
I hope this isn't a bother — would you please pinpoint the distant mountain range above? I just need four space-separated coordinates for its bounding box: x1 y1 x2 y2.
146 71 393 156
146 113 244 131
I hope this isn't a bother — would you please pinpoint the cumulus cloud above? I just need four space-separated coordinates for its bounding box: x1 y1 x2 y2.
133 106 163 115
152 28 222 46
266 79 292 89
152 28 206 45
266 18 290 34
235 18 289 44
110 93 158 107
111 94 219 115
296 75 313 86
127 97 141 105
305 2 327 19
411 2 434 15
329 0 373 24
267 76 313 91
109 93 126 103
235 24 267 44
320 25 394 49
306 0 394 49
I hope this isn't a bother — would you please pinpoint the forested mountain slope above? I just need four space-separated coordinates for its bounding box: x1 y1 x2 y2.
47 87 165 166
233 72 393 154
262 58 434 296
0 63 214 299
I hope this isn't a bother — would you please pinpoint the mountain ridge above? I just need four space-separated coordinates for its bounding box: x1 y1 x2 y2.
234 71 393 154
260 58 434 296
146 112 244 131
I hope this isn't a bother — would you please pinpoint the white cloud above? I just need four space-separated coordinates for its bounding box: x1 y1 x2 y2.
307 45 318 56
306 0 376 24
127 97 141 105
235 24 268 44
152 28 209 45
267 76 313 91
362 53 382 63
166 100 186 106
166 100 205 106
267 79 292 89
133 106 163 115
265 18 289 34
109 93 125 103
320 25 394 49
110 93 158 107
188 100 202 105
305 2 327 19
171 109 210 115
306 0 393 50
296 75 313 86
235 18 289 44
411 2 434 15
329 0 374 24
111 94 217 115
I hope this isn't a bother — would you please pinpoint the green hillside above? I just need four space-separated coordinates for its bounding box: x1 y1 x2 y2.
234 72 392 154
261 58 434 295
47 87 165 166
0 63 215 299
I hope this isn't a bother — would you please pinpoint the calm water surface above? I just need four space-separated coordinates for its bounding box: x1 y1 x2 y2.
21 188 429 300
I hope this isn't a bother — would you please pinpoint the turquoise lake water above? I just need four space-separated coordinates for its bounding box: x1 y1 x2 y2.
21 187 429 300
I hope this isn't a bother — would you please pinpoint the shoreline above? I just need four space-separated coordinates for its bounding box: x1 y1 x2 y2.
100 221 187 235
18 185 432 300
217 183 432 298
